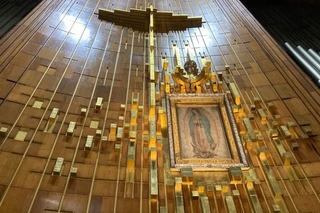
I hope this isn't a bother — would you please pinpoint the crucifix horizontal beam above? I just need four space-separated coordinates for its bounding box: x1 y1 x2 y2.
98 6 203 33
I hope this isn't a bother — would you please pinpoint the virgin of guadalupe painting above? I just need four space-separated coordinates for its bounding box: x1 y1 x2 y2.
177 105 231 159
189 108 217 158
166 93 248 170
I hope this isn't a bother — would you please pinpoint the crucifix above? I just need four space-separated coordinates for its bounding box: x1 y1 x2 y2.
98 6 212 93
97 4 228 204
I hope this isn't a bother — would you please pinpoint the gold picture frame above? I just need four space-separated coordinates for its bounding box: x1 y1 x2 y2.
166 93 248 170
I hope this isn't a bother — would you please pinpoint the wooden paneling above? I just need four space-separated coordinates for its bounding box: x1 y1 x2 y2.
0 0 319 212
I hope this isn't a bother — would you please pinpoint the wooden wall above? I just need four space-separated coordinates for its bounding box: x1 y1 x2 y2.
0 0 319 212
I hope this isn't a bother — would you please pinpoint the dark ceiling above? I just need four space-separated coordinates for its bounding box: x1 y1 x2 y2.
241 0 320 52
0 0 42 39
